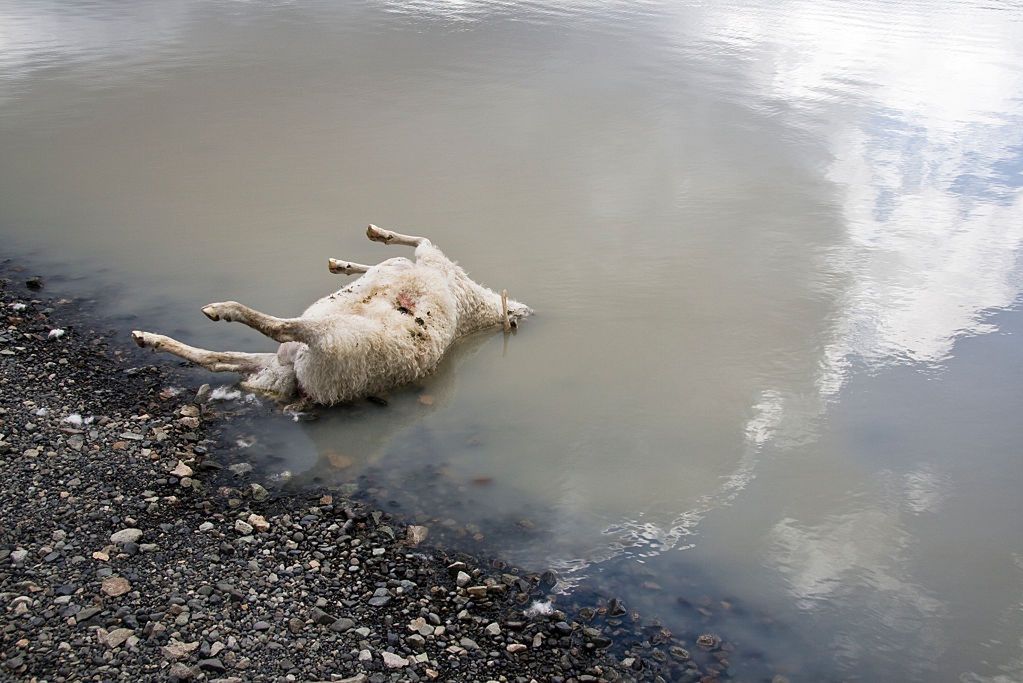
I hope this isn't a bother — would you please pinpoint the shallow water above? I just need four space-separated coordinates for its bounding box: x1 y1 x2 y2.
3 0 1023 679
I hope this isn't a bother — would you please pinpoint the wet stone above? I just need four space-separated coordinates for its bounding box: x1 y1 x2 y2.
331 617 355 633
671 646 691 661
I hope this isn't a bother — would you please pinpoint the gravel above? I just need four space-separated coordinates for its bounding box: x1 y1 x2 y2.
0 269 723 682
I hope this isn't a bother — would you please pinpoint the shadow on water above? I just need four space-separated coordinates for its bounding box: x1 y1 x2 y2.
222 327 503 486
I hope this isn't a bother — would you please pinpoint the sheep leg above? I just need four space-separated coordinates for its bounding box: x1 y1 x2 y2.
366 224 431 248
201 301 311 344
131 331 273 373
327 258 372 275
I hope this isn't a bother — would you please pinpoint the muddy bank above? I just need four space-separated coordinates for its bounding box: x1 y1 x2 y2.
0 267 728 682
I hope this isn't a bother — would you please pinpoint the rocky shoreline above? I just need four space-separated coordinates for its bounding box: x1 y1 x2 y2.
0 268 726 682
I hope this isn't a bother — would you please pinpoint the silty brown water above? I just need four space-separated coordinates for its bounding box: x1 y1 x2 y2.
2 1 1022 679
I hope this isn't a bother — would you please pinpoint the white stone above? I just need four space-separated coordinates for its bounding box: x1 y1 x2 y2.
161 639 199 660
170 460 193 477
247 514 269 533
381 651 409 668
101 628 134 649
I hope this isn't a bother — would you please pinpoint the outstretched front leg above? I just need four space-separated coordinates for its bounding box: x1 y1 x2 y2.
327 258 372 275
131 331 273 373
201 301 312 344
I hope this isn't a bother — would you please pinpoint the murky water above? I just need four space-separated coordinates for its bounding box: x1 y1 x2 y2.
3 0 1023 679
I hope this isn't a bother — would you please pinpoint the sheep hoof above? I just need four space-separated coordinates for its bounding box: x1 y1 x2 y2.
202 303 235 322
131 331 160 350
366 224 393 243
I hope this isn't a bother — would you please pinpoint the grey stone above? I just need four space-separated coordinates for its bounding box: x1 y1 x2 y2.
198 658 225 673
110 528 143 545
76 606 102 623
228 463 253 476
330 617 355 633
309 607 334 625
168 663 195 680
102 628 134 649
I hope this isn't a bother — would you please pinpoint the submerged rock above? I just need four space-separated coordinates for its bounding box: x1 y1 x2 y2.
406 525 429 545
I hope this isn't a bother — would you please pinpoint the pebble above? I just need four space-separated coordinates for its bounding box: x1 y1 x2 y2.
75 606 102 623
100 628 134 649
309 607 334 625
247 513 270 532
101 576 131 597
110 528 143 545
697 633 720 650
381 651 409 668
171 460 194 477
198 658 225 673
162 640 200 660
331 617 355 633
406 525 429 545
670 646 691 661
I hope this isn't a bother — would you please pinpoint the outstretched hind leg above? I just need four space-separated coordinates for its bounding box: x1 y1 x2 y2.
366 224 431 248
366 224 453 268
131 331 274 373
200 301 312 344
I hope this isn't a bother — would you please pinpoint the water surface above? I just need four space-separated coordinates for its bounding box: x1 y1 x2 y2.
2 1 1023 680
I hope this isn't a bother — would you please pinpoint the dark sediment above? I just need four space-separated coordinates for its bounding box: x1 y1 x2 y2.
0 268 725 682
